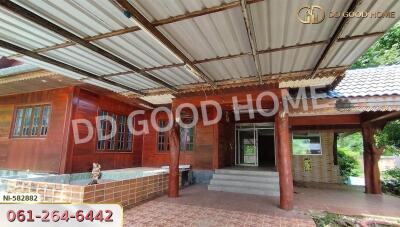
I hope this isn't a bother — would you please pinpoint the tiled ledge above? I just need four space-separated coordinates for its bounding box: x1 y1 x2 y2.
4 173 174 207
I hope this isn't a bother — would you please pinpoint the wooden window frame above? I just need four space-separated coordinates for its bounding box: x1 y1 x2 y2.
156 120 170 152
10 104 51 138
333 133 338 165
179 126 195 152
95 110 133 153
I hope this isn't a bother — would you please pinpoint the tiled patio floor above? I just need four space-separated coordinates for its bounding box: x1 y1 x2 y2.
124 200 315 227
294 187 400 217
124 185 400 226
124 185 313 227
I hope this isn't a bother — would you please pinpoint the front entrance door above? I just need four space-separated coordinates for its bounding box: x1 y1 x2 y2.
235 123 275 167
236 129 257 166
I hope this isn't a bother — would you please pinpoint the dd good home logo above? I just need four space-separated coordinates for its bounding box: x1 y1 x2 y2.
298 5 325 24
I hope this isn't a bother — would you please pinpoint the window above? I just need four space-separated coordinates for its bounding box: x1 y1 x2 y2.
292 132 321 155
157 120 169 152
96 110 132 152
40 106 50 136
180 126 194 151
31 106 41 136
12 105 51 137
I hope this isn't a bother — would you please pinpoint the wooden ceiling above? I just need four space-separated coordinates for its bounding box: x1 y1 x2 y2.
0 69 156 109
0 70 81 96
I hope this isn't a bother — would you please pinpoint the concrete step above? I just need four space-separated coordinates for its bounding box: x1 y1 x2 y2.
208 185 280 197
208 169 280 196
210 179 279 190
212 173 279 183
215 169 278 177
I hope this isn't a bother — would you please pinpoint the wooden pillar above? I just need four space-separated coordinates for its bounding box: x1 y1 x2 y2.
168 123 180 197
362 143 373 194
361 123 382 194
275 108 294 210
211 108 220 170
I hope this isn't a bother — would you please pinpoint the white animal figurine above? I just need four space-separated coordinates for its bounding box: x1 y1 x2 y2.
88 163 101 185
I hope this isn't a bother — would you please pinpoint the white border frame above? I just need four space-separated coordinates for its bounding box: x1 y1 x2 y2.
291 132 323 156
235 123 275 166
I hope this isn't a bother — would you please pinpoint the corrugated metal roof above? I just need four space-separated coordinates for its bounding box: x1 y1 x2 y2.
84 78 127 93
197 55 256 80
158 6 251 61
17 56 86 80
149 66 203 85
94 31 183 69
42 45 129 75
329 65 400 98
12 0 137 37
341 0 400 37
109 73 161 90
0 48 17 57
0 0 398 97
322 36 378 68
250 0 349 49
0 64 38 77
129 0 236 21
0 5 67 49
258 44 327 75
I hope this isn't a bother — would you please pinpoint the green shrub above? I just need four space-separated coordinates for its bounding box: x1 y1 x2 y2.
312 212 343 227
375 120 400 156
337 147 362 178
382 168 400 180
382 168 400 196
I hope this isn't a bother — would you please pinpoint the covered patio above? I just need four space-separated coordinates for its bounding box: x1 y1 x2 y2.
0 0 399 223
124 185 400 226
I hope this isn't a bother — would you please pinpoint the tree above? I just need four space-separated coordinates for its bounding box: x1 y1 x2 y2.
375 120 400 156
337 132 363 154
352 22 400 69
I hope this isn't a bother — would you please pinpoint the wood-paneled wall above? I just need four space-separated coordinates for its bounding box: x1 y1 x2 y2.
218 114 235 168
0 87 74 173
141 110 220 170
64 88 142 173
0 84 363 175
0 86 144 173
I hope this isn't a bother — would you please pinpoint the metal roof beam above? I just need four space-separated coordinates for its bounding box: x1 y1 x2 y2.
310 0 360 78
0 0 178 92
0 40 144 95
240 0 262 84
142 66 347 96
115 0 216 88
103 33 376 78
